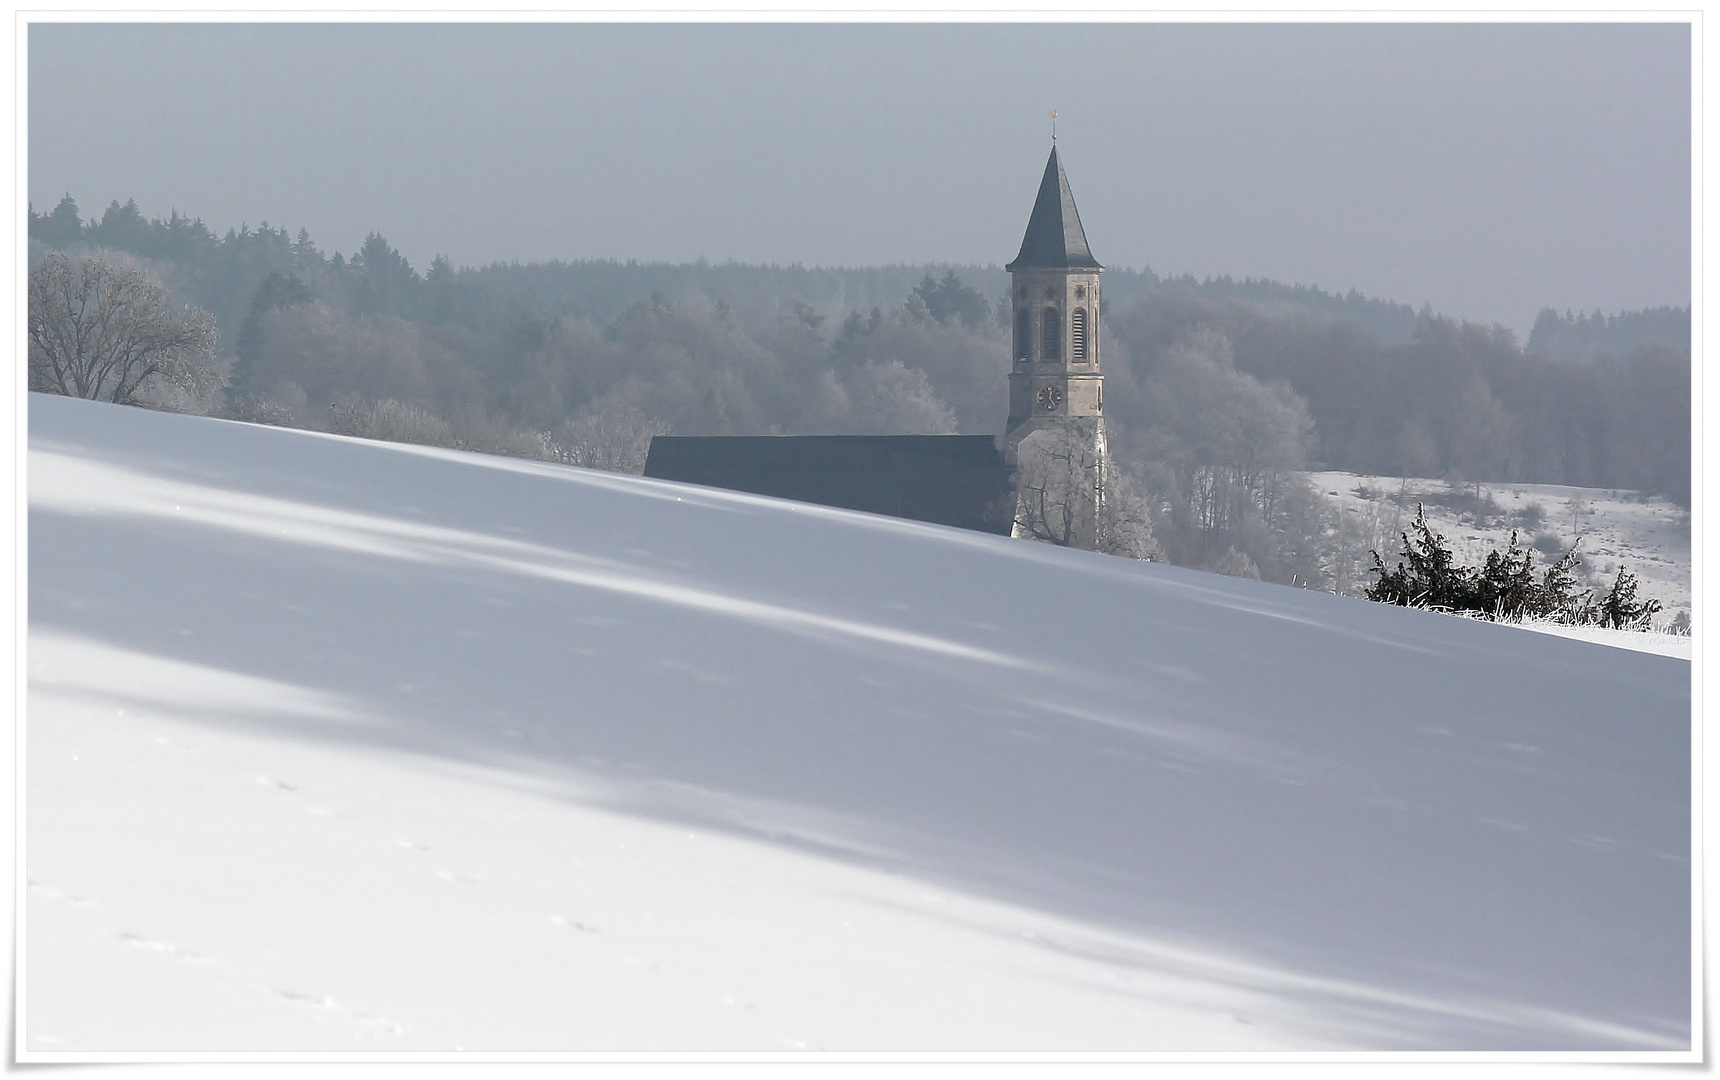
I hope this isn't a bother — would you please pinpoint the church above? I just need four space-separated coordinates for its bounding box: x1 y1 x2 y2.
644 144 1109 550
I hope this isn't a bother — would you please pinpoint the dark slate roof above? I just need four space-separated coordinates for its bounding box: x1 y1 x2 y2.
643 435 1016 535
1006 147 1103 272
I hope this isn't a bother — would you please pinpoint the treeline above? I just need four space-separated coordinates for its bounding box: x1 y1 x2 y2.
25 196 1428 348
1526 304 1689 365
27 195 1691 588
1103 291 1689 506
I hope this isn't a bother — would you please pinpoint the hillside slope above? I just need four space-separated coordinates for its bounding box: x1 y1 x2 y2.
25 395 1691 1055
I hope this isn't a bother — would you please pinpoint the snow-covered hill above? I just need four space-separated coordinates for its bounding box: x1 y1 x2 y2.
25 395 1692 1056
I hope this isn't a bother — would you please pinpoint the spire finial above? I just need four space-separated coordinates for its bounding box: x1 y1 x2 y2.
1049 109 1059 142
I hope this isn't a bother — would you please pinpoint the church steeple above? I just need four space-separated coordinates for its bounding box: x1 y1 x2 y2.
1003 142 1108 551
1006 147 1103 272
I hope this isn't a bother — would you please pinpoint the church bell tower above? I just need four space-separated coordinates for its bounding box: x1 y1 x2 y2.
1004 143 1107 549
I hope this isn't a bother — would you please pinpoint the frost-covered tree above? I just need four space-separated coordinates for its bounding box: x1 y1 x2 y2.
1366 508 1665 629
329 399 453 447
1130 328 1322 582
1596 566 1661 630
28 251 221 411
1479 531 1538 616
841 360 957 435
1095 467 1161 561
1365 504 1476 610
539 403 671 474
1012 425 1103 549
1011 425 1158 560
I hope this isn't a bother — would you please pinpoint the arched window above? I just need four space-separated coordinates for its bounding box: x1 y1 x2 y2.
1015 308 1031 362
1071 308 1088 363
1042 306 1061 362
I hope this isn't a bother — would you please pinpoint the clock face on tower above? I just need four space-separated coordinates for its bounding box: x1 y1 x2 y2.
1037 386 1063 412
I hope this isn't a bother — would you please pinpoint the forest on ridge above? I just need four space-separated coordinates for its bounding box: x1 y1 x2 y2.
28 194 1691 590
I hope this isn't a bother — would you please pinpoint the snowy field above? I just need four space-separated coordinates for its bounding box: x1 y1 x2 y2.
1311 470 1692 632
24 395 1692 1058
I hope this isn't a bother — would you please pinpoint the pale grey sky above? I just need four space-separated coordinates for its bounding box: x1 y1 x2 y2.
28 22 1690 335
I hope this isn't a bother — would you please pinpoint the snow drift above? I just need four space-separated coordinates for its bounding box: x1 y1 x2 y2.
24 394 1691 1054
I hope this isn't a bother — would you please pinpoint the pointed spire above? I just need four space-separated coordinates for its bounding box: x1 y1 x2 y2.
1006 146 1102 272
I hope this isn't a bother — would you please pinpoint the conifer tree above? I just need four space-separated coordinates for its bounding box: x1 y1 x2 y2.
1365 504 1479 610
234 272 313 391
1364 511 1664 630
1479 530 1538 619
1597 566 1662 630
1535 540 1595 624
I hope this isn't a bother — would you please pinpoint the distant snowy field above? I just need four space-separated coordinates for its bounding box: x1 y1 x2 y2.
26 395 1691 1056
1311 470 1692 634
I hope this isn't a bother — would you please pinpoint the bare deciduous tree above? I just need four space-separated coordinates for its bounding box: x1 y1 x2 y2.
1129 327 1327 581
1012 423 1158 560
1095 467 1162 561
539 404 672 474
29 252 221 411
1013 425 1101 548
329 399 454 447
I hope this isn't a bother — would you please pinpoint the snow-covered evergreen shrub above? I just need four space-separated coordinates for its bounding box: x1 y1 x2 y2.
1366 504 1663 630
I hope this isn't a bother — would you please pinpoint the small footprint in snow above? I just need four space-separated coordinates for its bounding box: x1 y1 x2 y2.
550 915 598 933
27 881 96 909
278 990 335 1008
355 1013 407 1036
119 932 206 962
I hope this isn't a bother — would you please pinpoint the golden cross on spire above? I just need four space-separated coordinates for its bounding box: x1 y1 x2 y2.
1049 109 1059 142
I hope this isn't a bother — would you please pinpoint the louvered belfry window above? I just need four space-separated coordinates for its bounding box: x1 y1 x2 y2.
1016 308 1031 362
1071 308 1088 363
1042 306 1061 362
